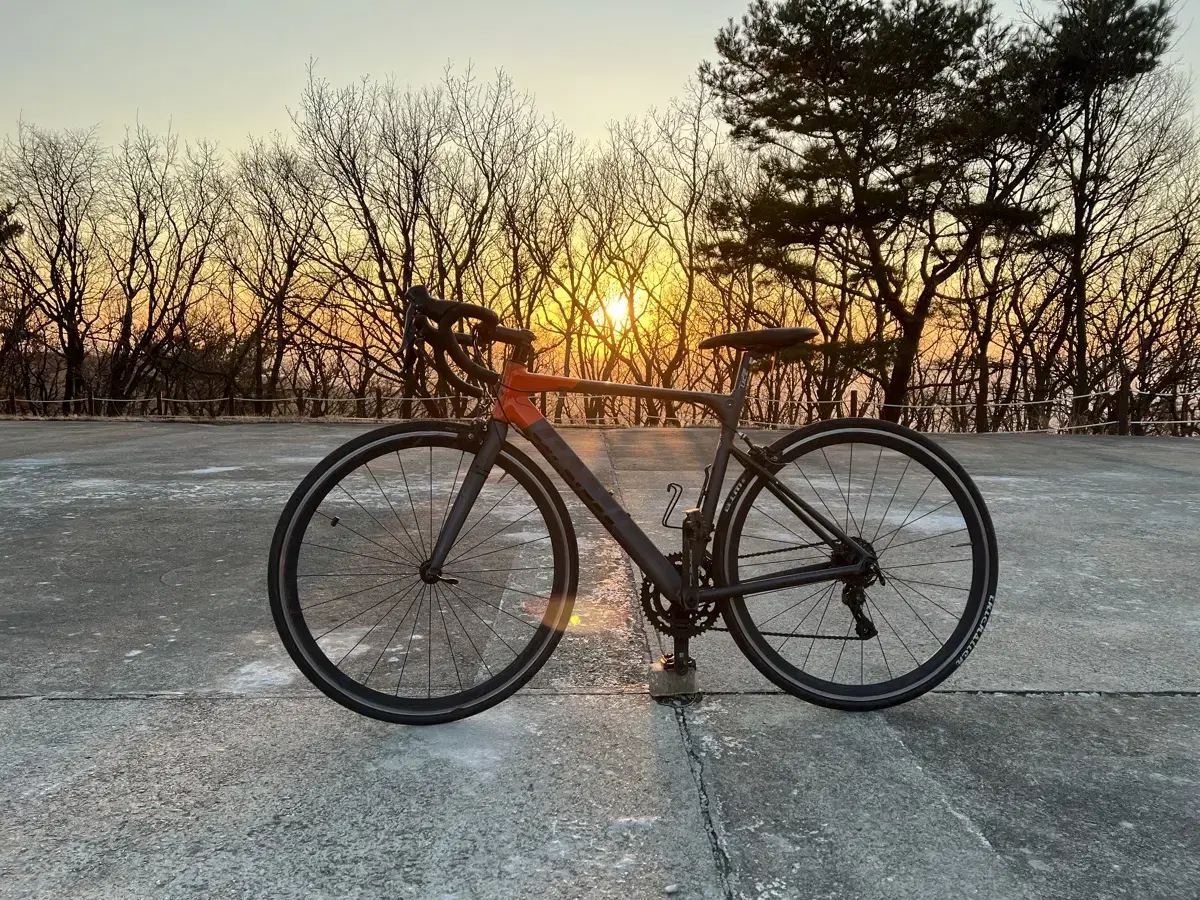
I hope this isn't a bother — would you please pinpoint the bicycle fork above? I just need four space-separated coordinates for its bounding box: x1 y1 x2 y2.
421 419 510 584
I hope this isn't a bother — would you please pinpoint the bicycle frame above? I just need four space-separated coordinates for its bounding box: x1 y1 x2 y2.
425 351 871 605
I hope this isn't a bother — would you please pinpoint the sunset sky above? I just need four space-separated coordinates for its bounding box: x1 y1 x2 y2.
2 0 1197 148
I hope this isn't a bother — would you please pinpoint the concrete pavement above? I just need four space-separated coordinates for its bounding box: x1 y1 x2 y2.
1 422 1196 899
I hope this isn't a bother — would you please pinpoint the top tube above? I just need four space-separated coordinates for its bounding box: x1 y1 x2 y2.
496 358 757 430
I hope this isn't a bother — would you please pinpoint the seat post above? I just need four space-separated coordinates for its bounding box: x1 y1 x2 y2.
729 351 758 424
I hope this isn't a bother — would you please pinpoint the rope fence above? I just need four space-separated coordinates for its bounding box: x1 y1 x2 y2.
3 384 1197 437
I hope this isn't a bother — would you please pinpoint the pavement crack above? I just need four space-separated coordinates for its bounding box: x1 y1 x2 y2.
672 702 735 900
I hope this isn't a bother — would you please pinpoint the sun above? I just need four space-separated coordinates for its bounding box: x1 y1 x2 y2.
592 292 634 331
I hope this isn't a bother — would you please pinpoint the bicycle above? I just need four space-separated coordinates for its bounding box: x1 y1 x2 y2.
268 286 998 724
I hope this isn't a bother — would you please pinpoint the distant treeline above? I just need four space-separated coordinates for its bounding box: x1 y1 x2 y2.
1 0 1197 433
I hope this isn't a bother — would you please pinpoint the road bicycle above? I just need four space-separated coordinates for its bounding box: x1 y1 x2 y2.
268 287 999 724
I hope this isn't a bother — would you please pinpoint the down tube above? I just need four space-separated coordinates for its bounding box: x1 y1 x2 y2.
522 419 682 602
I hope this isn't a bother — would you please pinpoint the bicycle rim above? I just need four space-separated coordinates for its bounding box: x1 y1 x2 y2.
269 424 576 724
717 419 998 709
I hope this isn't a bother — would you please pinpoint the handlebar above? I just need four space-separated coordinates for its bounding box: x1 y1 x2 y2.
404 285 534 398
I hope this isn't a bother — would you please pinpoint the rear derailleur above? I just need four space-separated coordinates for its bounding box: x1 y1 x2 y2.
832 540 881 640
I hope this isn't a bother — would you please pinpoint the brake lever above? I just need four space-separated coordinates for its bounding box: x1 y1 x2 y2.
400 302 418 359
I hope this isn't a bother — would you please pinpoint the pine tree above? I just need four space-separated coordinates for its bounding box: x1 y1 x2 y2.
0 203 21 247
702 0 1067 419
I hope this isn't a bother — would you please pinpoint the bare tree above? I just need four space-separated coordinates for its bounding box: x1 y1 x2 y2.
0 124 107 410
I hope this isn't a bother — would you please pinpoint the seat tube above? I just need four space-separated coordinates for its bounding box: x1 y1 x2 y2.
426 419 508 572
701 352 756 527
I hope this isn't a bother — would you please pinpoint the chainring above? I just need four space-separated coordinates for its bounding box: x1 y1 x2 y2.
640 551 720 637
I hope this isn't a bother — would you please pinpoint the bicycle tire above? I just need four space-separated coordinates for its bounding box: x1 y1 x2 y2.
714 418 998 710
268 421 577 724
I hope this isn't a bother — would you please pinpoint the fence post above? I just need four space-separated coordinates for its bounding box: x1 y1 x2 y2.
374 386 384 420
1116 384 1131 435
6 392 15 415
157 391 164 416
86 389 95 417
850 390 859 418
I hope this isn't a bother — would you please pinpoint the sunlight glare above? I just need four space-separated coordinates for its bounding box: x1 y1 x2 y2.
593 293 634 331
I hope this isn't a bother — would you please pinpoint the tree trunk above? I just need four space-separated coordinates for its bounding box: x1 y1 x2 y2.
881 324 922 424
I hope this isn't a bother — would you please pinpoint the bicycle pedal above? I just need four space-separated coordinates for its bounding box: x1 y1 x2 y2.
659 653 697 671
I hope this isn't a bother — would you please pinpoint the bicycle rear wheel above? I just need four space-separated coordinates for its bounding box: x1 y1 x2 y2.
715 418 998 710
269 422 577 724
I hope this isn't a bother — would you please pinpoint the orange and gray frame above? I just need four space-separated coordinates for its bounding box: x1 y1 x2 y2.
405 285 868 612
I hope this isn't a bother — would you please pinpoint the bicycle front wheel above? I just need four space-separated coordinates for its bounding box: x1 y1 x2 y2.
269 422 577 724
715 418 998 710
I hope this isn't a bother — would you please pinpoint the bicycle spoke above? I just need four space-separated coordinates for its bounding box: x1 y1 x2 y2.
302 541 410 567
790 460 846 534
869 457 911 543
820 445 860 536
442 581 523 654
448 580 541 632
882 557 973 571
882 579 943 643
394 585 428 694
299 571 415 578
756 583 833 628
450 479 522 549
831 618 854 680
438 450 467 536
865 594 920 667
873 474 937 551
880 526 968 555
432 586 465 693
395 450 429 558
797 584 838 664
428 446 434 561
861 446 883 535
315 580 419 642
886 571 964 617
362 580 428 685
885 575 970 593
439 583 495 679
453 565 556 574
427 569 434 698
866 596 895 680
875 497 959 552
449 533 552 566
749 502 812 545
363 462 424 563
454 573 552 602
447 505 541 564
314 510 415 567
334 482 421 567
301 574 418 611
333 583 421 669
